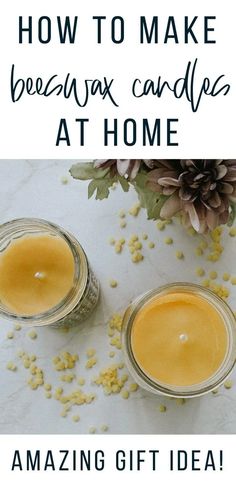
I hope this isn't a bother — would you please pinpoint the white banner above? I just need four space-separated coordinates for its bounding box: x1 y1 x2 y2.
0 0 235 157
0 435 234 486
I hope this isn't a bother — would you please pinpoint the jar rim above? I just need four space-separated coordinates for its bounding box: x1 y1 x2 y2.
122 282 236 398
0 217 88 325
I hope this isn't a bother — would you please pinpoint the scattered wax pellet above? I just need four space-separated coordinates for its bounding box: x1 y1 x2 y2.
175 398 186 405
131 252 144 263
231 277 236 285
196 267 205 277
121 389 129 399
157 221 165 231
28 329 37 340
55 387 63 395
101 424 109 432
72 415 80 422
78 377 85 386
223 273 230 281
130 234 138 242
176 250 184 260
119 210 126 218
212 389 219 395
164 237 173 245
6 361 17 371
14 323 22 331
61 176 69 185
224 380 233 389
44 383 52 391
60 411 67 418
86 357 97 369
109 237 115 245
134 241 142 250
30 354 37 362
209 271 218 280
159 404 167 413
195 247 203 256
17 350 25 358
23 359 31 369
199 240 208 250
201 279 210 287
7 331 14 339
142 233 148 240
109 351 115 358
86 348 96 358
129 383 139 392
119 220 126 229
45 392 52 399
129 203 141 217
89 427 96 434
148 242 155 249
229 227 236 237
109 279 118 288
119 237 125 245
115 243 122 254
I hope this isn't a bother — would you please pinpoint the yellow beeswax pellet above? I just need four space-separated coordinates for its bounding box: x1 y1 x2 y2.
157 221 165 231
14 323 22 331
164 237 173 245
224 380 233 389
89 427 96 434
28 330 37 340
7 331 14 339
231 277 236 285
121 390 129 399
148 242 155 249
196 267 205 277
72 415 80 422
109 279 118 288
129 383 139 392
209 271 218 280
109 237 115 245
176 251 184 260
223 273 230 281
159 404 167 413
101 424 109 432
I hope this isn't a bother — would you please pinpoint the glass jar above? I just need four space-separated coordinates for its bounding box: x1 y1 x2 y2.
122 283 236 398
0 218 99 327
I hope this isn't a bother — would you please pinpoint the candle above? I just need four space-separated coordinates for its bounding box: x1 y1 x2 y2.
0 219 99 326
0 234 75 315
122 284 236 397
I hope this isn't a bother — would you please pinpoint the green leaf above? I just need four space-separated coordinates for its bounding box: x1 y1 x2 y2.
228 203 236 226
87 180 97 199
118 176 130 192
133 172 166 220
69 162 109 180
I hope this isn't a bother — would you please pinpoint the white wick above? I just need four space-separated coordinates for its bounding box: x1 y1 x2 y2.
179 333 188 343
34 271 45 280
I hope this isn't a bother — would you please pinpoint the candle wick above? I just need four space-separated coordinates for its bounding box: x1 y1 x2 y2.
179 333 188 343
34 271 45 280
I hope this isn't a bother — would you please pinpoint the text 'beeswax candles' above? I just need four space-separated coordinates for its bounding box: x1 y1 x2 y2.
0 234 75 315
122 284 236 397
131 292 228 386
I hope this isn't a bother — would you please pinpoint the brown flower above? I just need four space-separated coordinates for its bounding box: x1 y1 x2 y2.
147 160 236 232
94 159 154 179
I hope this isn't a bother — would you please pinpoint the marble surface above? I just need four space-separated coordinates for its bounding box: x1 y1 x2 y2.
0 159 236 435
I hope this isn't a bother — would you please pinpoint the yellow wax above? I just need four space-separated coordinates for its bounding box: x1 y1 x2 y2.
131 292 228 386
0 234 75 315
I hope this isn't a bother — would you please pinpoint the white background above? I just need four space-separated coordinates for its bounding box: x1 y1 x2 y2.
0 0 235 157
0 0 236 484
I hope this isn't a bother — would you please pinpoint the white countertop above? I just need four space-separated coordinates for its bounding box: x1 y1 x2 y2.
0 159 236 434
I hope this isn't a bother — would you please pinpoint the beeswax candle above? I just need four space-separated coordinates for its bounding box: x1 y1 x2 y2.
122 284 236 397
0 219 99 326
131 291 228 386
0 234 75 315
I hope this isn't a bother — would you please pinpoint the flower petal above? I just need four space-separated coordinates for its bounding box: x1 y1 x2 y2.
160 192 181 218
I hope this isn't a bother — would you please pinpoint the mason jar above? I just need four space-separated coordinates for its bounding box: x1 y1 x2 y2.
122 283 236 398
0 218 99 327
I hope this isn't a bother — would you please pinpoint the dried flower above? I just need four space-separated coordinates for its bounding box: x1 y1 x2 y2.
147 160 236 233
94 159 154 180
